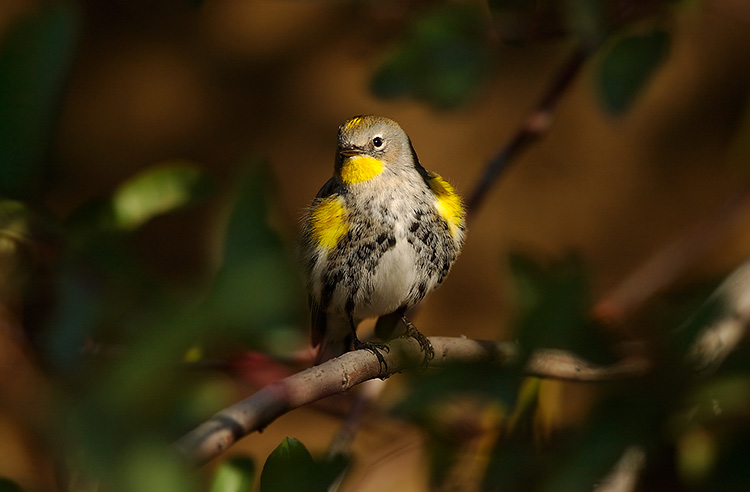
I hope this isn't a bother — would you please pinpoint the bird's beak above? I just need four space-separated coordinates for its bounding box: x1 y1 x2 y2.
339 147 362 157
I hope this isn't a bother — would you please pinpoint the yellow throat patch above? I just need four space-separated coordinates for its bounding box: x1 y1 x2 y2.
341 155 383 184
428 174 465 239
310 196 348 250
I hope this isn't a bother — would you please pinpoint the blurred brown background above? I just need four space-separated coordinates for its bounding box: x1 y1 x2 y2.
2 0 750 490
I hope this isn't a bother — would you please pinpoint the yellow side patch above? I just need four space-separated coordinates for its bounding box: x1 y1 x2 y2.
429 173 465 238
341 155 384 184
310 196 348 250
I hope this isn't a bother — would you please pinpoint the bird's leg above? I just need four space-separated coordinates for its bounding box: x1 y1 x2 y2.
399 315 434 368
349 315 390 372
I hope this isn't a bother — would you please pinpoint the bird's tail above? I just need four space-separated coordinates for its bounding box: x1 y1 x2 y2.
313 316 353 365
314 334 352 365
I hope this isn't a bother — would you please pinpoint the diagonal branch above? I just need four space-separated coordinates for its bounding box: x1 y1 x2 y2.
466 42 592 214
174 336 649 466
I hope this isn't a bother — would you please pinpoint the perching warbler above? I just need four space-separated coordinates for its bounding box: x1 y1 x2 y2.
300 115 466 365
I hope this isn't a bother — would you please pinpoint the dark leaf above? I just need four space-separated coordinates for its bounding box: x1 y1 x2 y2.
66 162 212 240
203 161 304 353
260 438 346 492
394 361 523 421
371 4 492 108
508 252 612 363
0 2 79 199
0 478 24 492
596 29 670 116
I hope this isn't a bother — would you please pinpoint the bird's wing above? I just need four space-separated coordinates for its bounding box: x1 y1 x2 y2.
315 176 343 199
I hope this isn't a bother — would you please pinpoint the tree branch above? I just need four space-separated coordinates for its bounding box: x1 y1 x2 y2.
174 254 750 467
174 336 650 466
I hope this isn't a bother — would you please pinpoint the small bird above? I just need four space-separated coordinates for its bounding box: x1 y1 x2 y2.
300 115 466 366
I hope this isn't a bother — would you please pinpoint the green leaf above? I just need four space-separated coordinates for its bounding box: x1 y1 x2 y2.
67 162 212 236
260 438 346 492
109 162 212 231
202 161 304 353
261 438 315 492
209 456 256 492
371 4 492 108
508 253 611 363
0 1 80 199
116 441 199 492
596 29 670 116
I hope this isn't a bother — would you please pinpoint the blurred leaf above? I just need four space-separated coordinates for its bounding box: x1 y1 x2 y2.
110 162 211 231
484 392 658 491
541 396 656 492
371 3 492 108
0 199 59 241
0 478 24 492
44 164 209 372
202 161 304 353
482 427 542 491
260 438 346 492
677 427 718 485
509 253 612 363
67 162 212 240
393 361 523 422
0 199 61 305
45 163 212 370
706 430 750 492
116 441 199 492
678 376 750 430
596 28 670 116
562 0 607 44
394 362 525 488
44 255 101 370
0 1 79 199
210 456 256 492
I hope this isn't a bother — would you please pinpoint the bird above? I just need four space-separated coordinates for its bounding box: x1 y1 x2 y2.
299 115 466 366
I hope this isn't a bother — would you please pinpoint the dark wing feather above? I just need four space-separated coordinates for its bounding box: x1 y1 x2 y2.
310 298 327 347
315 176 343 199
308 176 342 347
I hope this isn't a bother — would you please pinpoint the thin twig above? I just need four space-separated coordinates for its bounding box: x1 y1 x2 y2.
466 42 592 214
593 187 750 325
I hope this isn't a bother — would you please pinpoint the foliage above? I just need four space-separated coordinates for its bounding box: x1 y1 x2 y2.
596 28 671 115
260 438 347 492
0 1 79 199
1 0 749 491
371 3 493 108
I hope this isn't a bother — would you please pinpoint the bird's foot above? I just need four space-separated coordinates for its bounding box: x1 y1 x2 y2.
400 316 434 369
353 337 390 372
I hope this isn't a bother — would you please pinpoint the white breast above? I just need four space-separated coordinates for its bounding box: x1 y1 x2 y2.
354 230 418 319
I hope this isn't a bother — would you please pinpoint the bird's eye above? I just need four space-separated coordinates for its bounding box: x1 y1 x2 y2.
372 136 384 148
